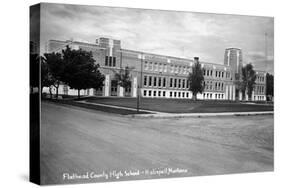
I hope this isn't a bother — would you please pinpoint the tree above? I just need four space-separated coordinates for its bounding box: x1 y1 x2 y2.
42 52 64 99
241 63 256 100
41 57 55 98
62 46 105 98
266 73 274 100
30 53 39 93
114 66 132 95
188 58 204 100
234 73 247 100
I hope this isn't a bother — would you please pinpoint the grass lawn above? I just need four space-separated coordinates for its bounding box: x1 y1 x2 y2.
84 97 274 113
43 99 151 115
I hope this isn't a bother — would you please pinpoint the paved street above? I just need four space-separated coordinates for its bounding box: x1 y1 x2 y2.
41 102 273 185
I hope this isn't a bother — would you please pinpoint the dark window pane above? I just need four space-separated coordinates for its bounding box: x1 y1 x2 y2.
105 56 108 66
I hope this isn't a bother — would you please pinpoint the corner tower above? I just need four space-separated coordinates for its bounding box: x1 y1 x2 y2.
224 48 243 80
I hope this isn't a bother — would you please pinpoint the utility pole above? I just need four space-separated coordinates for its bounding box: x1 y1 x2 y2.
264 32 268 102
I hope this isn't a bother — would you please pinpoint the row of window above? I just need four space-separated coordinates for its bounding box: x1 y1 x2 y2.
256 75 265 83
203 93 224 100
143 75 189 89
144 61 191 75
143 90 190 98
203 69 230 79
255 85 265 94
105 56 116 67
203 81 224 91
254 95 265 101
110 80 131 95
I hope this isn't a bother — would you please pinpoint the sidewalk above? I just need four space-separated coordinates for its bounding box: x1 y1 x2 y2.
77 100 274 118
130 111 274 118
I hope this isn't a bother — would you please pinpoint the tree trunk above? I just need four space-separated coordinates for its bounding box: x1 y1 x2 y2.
55 86 59 99
193 92 197 101
78 89 80 99
49 87 53 99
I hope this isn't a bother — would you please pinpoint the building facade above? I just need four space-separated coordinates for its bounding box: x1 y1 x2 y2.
44 37 266 101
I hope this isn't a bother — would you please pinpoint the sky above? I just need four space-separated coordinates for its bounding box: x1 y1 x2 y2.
40 3 274 74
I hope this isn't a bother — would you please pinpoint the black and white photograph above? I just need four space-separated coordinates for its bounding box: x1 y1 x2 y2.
29 2 274 186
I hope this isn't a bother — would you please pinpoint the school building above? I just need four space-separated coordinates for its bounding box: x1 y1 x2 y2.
44 37 266 101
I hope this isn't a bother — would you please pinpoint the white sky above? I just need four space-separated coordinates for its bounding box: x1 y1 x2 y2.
40 3 274 73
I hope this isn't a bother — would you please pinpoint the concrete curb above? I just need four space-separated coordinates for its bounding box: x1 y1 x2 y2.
129 111 274 118
76 100 273 118
76 100 158 113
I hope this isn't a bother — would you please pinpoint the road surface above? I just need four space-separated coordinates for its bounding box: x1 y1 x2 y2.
41 102 273 185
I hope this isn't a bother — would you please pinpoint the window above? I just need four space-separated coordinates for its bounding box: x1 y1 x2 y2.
182 79 185 88
149 76 152 86
158 91 161 97
216 71 218 77
159 63 163 72
182 92 185 98
221 72 224 78
175 66 178 73
105 56 108 66
210 93 212 99
170 78 173 88
170 92 172 97
111 80 117 96
210 70 213 76
125 87 131 94
150 62 153 71
186 80 189 88
154 63 158 71
186 92 189 98
158 77 162 87
164 64 167 72
178 79 181 88
144 61 148 70
148 90 152 96
221 83 224 90
204 69 206 76
170 65 174 73
154 77 157 87
163 91 166 97
163 78 166 87
144 76 147 86
178 92 181 97
113 57 116 67
174 92 177 97
109 56 112 66
207 70 209 76
144 90 147 96
153 91 156 96
174 79 177 88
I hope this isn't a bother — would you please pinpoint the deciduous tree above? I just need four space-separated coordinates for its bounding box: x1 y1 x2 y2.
42 52 64 99
188 58 204 100
62 46 105 98
114 66 132 94
266 73 274 100
241 63 256 100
